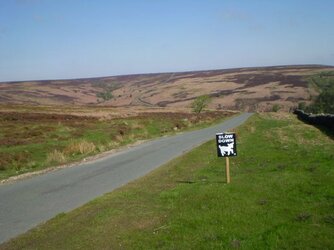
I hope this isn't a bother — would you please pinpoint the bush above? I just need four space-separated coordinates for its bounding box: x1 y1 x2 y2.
306 71 334 114
272 104 280 112
308 88 334 114
97 90 113 101
298 102 307 110
191 95 211 114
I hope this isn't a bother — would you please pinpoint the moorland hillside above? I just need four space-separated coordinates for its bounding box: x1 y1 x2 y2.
1 65 333 112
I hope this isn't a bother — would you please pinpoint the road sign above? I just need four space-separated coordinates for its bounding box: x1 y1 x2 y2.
216 132 237 157
216 132 237 184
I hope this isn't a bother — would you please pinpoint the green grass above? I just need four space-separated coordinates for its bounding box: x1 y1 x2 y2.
0 110 231 180
306 71 334 113
1 113 333 249
309 71 334 91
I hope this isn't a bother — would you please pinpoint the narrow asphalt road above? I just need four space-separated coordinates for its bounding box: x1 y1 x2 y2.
0 113 253 244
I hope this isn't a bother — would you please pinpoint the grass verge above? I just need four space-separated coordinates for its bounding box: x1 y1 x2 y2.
0 109 232 180
1 113 333 249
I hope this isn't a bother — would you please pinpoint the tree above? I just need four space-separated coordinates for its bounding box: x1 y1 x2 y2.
191 95 211 114
96 90 113 101
272 104 280 112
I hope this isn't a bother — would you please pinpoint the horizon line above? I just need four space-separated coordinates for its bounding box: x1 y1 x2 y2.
1 64 333 84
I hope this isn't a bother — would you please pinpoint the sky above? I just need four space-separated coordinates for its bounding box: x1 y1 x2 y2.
0 0 334 82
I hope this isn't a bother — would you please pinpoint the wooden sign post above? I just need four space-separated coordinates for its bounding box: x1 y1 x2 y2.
216 133 237 184
226 157 230 183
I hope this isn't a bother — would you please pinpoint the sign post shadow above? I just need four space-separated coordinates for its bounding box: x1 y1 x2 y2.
216 132 237 184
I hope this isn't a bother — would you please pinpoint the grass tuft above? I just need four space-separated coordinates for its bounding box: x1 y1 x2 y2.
46 150 66 164
295 212 312 222
64 140 96 156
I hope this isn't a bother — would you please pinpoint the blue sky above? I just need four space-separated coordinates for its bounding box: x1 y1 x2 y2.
0 0 333 82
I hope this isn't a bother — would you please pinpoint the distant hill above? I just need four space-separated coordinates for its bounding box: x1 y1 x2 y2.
1 65 333 111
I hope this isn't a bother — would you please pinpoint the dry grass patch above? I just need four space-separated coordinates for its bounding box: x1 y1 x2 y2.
261 112 294 121
46 150 66 164
115 135 124 142
64 140 96 156
130 122 145 130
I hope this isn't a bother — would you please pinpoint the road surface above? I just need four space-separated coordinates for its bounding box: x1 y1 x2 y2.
0 113 253 244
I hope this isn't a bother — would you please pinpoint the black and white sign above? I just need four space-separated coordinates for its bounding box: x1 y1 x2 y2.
216 133 237 157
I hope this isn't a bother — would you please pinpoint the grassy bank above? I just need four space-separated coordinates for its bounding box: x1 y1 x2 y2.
306 70 334 113
0 108 231 180
1 113 333 249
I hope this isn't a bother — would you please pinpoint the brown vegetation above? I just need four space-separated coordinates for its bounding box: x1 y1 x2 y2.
0 65 333 112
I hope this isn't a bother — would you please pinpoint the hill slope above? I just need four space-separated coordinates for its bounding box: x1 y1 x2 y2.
1 65 333 111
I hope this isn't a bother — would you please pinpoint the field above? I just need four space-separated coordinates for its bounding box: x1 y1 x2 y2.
0 105 233 181
1 65 333 112
2 113 333 249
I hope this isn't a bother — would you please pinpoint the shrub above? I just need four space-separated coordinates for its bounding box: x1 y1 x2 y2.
96 91 113 101
308 88 334 114
272 104 280 112
191 95 211 114
298 102 307 110
307 71 334 114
